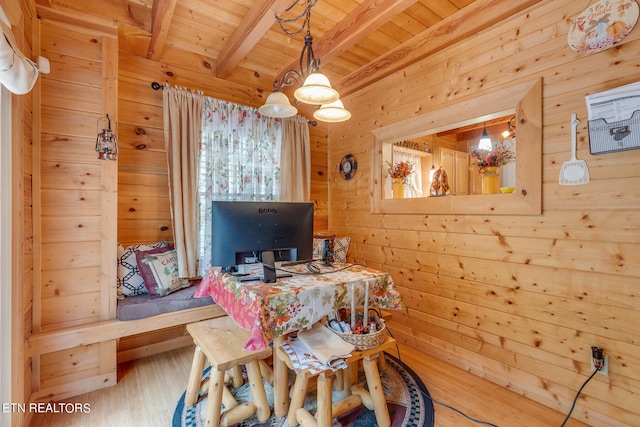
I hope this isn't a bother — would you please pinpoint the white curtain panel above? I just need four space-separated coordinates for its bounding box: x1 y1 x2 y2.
0 7 38 95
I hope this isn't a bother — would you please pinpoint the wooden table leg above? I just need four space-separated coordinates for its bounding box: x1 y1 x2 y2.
273 335 290 417
185 346 206 406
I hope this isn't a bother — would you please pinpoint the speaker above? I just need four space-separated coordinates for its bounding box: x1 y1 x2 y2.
261 251 277 283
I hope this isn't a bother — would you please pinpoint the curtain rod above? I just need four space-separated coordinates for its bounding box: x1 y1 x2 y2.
151 81 317 126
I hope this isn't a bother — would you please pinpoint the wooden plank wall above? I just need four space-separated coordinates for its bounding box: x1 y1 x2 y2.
3 0 35 425
327 1 640 426
33 18 119 402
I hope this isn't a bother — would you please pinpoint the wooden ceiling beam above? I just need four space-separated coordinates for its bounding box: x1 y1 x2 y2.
147 0 177 60
216 0 292 79
274 0 421 85
336 0 543 96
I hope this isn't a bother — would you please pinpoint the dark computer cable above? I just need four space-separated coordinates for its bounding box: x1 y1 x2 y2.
276 261 367 276
386 327 499 427
559 349 602 427
389 328 603 427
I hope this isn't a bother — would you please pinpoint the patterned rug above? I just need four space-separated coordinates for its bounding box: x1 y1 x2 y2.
173 353 434 427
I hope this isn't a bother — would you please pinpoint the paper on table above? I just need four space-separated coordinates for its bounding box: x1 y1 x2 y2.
297 322 355 367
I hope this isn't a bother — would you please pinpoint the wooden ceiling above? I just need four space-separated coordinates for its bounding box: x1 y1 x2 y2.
34 0 540 103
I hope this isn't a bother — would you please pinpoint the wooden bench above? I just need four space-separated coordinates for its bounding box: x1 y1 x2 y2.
27 304 226 359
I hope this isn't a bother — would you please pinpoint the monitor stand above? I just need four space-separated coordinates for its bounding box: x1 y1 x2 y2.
261 251 278 283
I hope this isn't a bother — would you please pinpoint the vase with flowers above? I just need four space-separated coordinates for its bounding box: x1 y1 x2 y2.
385 161 413 198
470 142 515 194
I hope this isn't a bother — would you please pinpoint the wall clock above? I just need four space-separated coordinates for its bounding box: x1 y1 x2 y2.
339 154 357 180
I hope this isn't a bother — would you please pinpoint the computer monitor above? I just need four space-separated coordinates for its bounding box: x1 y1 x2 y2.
210 201 314 272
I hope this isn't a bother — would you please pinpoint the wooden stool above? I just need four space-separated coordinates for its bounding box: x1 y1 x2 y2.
276 335 397 427
185 316 273 427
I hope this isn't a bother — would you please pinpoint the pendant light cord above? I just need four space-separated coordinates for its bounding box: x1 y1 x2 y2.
276 0 318 36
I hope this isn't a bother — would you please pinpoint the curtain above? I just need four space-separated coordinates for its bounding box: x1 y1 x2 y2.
280 116 311 202
198 97 282 275
392 148 423 197
163 85 204 278
0 9 39 95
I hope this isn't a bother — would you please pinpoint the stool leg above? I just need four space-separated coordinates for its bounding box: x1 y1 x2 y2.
186 346 206 406
334 369 344 391
363 358 390 427
288 370 311 426
378 352 388 371
246 360 271 422
273 335 290 417
205 368 226 427
231 365 244 388
316 372 334 427
343 360 357 397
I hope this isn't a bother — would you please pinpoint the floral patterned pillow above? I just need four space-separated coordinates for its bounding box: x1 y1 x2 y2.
135 245 175 298
141 250 191 297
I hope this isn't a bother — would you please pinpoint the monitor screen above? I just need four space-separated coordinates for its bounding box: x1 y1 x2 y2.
211 201 314 271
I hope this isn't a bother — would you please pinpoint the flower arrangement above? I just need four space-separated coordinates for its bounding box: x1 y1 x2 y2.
385 161 413 181
470 142 515 175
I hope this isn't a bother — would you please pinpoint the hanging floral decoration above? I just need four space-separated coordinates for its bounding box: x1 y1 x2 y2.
470 142 515 175
385 161 413 181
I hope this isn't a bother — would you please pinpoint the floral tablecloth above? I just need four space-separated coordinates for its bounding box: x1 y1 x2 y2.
194 263 405 351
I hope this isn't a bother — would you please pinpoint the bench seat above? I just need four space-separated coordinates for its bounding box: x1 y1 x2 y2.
116 286 215 321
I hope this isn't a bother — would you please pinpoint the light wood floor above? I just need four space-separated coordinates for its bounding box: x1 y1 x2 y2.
29 343 589 427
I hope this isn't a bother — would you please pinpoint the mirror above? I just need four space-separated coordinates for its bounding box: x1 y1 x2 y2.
371 78 542 215
381 114 516 199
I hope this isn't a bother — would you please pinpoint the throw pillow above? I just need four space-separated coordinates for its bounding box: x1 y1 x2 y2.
117 241 169 299
135 245 175 298
333 236 350 263
141 249 191 297
312 234 335 259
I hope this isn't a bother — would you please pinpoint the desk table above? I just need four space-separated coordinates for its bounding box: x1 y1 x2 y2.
194 262 405 416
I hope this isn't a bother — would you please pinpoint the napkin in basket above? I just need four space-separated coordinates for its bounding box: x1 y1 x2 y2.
296 322 355 367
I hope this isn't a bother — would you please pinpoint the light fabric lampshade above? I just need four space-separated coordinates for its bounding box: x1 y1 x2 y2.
313 99 351 123
294 72 339 105
259 91 298 118
478 129 492 150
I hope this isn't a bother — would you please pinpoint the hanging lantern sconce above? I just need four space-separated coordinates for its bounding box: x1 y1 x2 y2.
95 114 118 160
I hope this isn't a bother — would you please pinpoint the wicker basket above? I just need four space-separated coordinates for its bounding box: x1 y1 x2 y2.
335 316 387 350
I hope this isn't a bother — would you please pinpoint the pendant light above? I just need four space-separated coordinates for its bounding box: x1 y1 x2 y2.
259 90 298 118
259 0 349 122
313 99 351 123
478 122 492 151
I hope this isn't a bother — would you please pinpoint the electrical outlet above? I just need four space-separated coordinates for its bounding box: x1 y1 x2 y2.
591 355 608 376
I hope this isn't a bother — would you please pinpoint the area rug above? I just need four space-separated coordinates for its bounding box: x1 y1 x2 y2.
173 353 434 427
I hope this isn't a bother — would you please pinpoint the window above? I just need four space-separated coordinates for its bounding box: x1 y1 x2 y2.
197 97 283 275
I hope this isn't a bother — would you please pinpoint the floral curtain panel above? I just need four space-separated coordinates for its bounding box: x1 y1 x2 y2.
198 97 282 275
